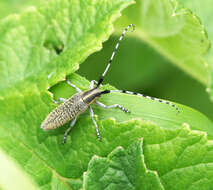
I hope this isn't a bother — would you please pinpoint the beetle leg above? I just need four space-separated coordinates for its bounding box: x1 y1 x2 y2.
95 101 130 113
89 106 101 140
66 80 82 93
62 117 77 144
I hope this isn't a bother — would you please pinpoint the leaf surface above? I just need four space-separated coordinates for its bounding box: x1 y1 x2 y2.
83 138 164 190
81 119 213 190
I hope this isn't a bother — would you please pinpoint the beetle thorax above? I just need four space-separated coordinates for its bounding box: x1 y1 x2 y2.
81 88 102 105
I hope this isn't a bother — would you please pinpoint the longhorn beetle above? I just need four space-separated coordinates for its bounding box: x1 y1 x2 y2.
41 24 180 144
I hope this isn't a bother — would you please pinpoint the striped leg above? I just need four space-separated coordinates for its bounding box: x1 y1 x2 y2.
110 90 180 114
62 117 77 144
89 106 101 140
66 80 82 93
96 101 130 113
53 97 67 104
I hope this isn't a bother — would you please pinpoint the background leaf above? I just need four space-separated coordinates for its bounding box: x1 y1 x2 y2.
177 0 213 100
116 0 210 85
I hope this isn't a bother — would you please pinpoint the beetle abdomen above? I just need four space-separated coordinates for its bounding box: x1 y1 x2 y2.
41 93 88 130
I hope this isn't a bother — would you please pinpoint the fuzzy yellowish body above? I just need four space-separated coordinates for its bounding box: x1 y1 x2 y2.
41 88 102 130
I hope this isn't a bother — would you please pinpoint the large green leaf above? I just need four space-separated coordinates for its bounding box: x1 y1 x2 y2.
0 0 134 189
82 120 213 189
0 0 134 97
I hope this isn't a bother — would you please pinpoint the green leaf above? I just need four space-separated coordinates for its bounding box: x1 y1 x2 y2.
83 138 164 190
177 0 213 100
0 0 134 189
0 0 213 189
80 119 213 189
0 0 134 97
116 0 210 86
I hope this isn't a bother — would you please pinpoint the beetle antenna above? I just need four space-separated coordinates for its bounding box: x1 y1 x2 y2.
96 24 135 87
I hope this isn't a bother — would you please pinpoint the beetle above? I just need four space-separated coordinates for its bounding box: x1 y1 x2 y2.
41 24 179 144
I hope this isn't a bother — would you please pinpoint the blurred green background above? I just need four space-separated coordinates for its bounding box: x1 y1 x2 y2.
1 0 213 121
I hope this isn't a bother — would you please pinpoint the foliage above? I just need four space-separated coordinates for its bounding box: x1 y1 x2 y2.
0 0 212 190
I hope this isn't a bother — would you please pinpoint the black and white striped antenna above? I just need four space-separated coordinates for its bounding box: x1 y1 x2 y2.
97 24 135 87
